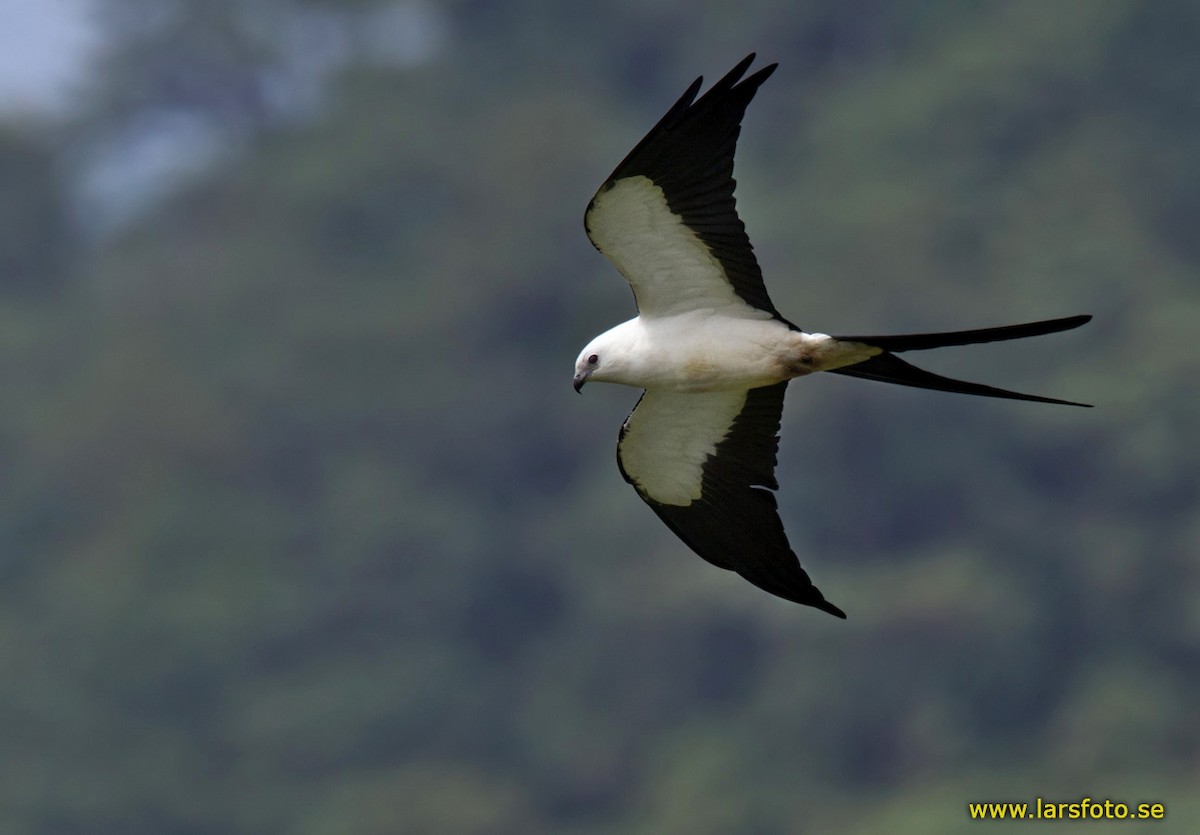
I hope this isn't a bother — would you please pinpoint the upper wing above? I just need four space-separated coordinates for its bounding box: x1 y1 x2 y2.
617 383 845 617
585 54 782 321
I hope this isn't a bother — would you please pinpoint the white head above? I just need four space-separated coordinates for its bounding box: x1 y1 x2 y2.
572 324 639 392
572 335 609 393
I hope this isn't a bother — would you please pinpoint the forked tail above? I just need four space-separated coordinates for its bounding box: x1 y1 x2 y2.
827 315 1092 407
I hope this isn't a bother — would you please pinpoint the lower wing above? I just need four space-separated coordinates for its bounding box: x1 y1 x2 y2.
617 384 845 617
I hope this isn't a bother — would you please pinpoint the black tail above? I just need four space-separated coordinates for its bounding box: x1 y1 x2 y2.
827 315 1092 407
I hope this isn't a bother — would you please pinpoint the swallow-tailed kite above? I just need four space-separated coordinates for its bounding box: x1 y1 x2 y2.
573 54 1091 618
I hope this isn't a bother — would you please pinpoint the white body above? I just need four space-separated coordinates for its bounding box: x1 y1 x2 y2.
577 313 878 393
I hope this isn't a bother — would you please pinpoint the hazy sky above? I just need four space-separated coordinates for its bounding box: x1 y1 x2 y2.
0 0 98 116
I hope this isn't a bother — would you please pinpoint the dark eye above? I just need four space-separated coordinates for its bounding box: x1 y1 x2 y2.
587 354 599 365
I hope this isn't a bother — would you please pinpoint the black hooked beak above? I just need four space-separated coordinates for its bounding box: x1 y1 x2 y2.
573 370 589 393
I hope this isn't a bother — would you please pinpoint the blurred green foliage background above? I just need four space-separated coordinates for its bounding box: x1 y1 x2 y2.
1 1 1197 832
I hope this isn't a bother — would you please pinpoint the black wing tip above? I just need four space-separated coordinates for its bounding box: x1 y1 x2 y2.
722 53 758 83
677 75 705 110
719 53 778 94
591 53 780 196
764 581 845 617
592 54 778 195
669 55 777 127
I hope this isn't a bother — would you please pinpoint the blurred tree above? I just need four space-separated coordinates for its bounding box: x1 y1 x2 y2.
0 130 73 296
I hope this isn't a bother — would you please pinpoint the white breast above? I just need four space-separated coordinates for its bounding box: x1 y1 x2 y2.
625 313 798 391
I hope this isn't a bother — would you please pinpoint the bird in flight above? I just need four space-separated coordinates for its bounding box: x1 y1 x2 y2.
573 54 1091 618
